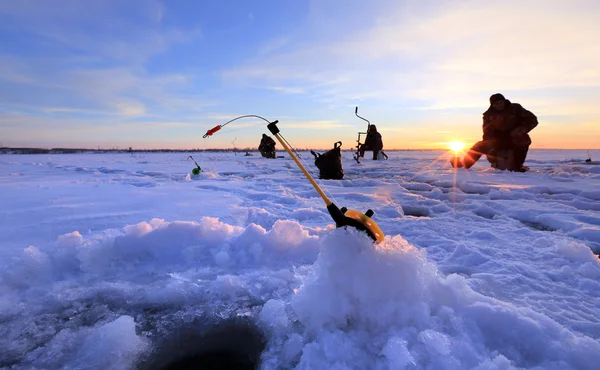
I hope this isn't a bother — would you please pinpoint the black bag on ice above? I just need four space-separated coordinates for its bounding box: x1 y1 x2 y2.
311 141 344 180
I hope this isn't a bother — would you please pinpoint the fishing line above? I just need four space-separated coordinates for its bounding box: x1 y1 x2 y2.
200 114 383 242
220 121 265 135
278 131 341 206
266 119 384 242
203 114 341 206
203 114 272 138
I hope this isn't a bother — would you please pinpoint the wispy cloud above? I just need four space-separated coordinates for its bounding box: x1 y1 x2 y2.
0 0 205 122
0 0 200 63
224 0 600 108
266 86 306 94
258 35 291 56
0 62 214 117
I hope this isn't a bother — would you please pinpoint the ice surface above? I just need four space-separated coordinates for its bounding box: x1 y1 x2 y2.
1 150 599 369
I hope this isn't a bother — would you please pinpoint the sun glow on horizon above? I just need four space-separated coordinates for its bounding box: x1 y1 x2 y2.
448 141 466 153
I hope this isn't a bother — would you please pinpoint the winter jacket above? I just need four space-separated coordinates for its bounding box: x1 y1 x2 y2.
259 136 276 150
364 126 383 151
482 100 538 141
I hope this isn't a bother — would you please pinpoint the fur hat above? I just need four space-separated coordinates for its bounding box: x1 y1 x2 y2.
489 93 506 105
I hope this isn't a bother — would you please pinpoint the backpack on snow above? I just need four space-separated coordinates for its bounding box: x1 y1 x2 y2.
311 141 344 180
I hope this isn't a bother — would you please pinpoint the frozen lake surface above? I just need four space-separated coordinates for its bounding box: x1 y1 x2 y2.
1 149 599 369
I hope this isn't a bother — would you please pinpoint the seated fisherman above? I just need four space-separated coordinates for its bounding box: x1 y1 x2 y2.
359 125 384 160
258 133 276 159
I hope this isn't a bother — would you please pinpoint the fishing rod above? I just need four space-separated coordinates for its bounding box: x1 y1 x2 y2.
203 115 269 138
203 113 384 242
197 115 269 173
266 120 384 243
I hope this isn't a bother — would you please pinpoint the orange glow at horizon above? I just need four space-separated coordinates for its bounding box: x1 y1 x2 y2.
18 120 595 150
448 141 466 153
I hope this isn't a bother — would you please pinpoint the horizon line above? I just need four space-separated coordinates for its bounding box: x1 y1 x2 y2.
1 146 597 152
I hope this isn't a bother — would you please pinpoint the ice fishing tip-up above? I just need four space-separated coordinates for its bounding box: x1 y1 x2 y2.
267 120 384 243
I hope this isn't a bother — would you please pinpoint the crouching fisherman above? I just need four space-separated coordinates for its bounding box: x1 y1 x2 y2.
453 93 538 172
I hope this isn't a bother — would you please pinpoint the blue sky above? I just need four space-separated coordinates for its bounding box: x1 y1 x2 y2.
1 0 599 149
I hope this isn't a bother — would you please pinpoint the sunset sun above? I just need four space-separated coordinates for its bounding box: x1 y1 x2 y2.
448 141 466 153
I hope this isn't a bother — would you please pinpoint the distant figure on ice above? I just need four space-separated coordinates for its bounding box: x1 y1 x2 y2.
359 125 385 160
453 93 539 172
258 133 276 159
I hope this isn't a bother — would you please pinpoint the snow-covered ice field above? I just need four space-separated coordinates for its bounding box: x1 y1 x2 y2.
1 149 599 369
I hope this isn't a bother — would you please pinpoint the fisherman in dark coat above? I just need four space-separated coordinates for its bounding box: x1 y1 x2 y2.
359 125 384 160
258 133 276 158
454 93 538 171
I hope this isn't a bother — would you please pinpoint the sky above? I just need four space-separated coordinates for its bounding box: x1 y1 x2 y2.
1 0 599 150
